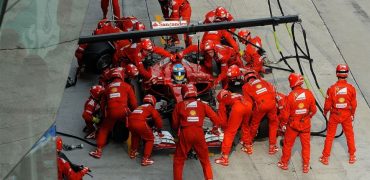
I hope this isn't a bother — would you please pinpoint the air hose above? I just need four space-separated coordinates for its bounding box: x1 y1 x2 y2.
57 131 97 147
267 0 294 72
268 0 344 138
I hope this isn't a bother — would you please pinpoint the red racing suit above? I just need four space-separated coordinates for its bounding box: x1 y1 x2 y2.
322 79 357 157
242 36 265 74
82 97 101 131
117 16 138 32
202 30 239 51
203 9 235 32
219 93 253 155
113 42 172 79
57 152 89 180
172 98 223 180
75 44 88 67
101 0 121 20
279 86 317 165
96 79 138 149
242 78 278 146
93 23 122 35
128 103 163 159
169 0 192 46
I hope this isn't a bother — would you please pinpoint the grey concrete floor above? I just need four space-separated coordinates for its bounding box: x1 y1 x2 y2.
56 0 370 179
0 0 90 178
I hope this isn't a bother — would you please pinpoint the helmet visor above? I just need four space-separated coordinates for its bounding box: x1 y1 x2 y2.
174 71 185 81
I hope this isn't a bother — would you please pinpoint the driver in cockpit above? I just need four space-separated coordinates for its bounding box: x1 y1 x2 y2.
172 63 187 84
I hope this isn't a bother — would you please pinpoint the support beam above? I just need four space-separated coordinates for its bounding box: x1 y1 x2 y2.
79 15 300 44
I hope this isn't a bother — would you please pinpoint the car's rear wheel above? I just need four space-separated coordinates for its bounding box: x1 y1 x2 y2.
255 116 269 141
112 121 130 142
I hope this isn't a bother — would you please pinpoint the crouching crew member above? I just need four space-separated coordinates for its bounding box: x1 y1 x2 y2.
128 94 163 166
82 85 105 139
215 90 252 166
89 67 138 158
242 71 279 154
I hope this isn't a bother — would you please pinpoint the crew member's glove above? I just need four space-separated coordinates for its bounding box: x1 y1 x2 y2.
176 52 184 60
239 50 244 57
92 116 100 124
80 167 90 175
157 129 164 138
213 78 221 87
211 126 220 136
170 54 177 63
279 123 287 133
145 75 158 85
257 49 266 56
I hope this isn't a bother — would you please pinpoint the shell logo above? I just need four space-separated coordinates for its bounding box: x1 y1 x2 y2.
111 88 117 93
339 97 345 103
189 110 196 116
298 103 304 109
256 84 262 89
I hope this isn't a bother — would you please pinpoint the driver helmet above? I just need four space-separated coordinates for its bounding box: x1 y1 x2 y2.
172 63 186 84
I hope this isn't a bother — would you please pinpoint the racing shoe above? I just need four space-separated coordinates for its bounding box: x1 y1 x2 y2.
269 145 279 155
349 155 356 164
141 158 154 166
215 156 229 166
319 156 329 165
241 145 253 155
277 161 288 170
89 148 102 159
129 150 139 159
303 164 310 173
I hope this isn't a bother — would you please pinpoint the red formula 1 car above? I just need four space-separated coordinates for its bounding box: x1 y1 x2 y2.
142 56 216 111
153 128 224 150
136 55 223 150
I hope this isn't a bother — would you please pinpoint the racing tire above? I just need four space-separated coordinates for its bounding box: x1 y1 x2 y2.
255 116 269 140
83 41 115 74
211 59 220 77
280 138 284 147
112 121 129 142
96 54 112 73
130 78 144 105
